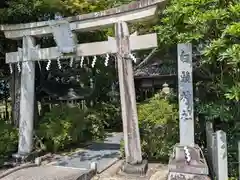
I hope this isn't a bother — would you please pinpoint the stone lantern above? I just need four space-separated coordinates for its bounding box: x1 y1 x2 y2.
162 82 170 94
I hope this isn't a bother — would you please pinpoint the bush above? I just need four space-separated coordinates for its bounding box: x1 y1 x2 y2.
37 105 106 152
0 120 18 164
93 102 121 131
138 93 179 162
84 108 107 141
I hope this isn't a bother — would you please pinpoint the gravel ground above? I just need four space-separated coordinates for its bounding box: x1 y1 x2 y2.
92 160 168 180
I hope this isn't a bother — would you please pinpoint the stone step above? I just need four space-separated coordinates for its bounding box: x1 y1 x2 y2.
1 166 94 180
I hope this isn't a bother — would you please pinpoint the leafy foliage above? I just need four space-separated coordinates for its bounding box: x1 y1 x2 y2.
155 0 240 119
0 120 18 165
93 102 121 131
0 1 238 178
36 105 106 152
154 1 239 175
36 101 121 152
138 93 179 161
0 0 132 23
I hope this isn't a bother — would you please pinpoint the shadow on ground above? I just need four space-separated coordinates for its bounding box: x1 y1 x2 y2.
55 132 123 173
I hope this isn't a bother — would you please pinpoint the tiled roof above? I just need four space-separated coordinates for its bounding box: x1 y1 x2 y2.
134 57 177 77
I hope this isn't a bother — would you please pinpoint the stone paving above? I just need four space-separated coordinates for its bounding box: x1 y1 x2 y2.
1 166 91 180
0 132 123 180
54 132 123 173
0 132 171 180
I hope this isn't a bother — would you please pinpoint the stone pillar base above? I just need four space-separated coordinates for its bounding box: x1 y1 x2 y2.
168 144 209 175
168 172 211 180
12 151 41 164
121 159 148 175
12 153 29 163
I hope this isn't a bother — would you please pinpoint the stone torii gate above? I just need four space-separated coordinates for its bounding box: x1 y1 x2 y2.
1 0 167 172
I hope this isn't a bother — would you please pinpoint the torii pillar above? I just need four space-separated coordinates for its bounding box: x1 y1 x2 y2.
18 36 36 155
1 0 168 172
115 22 143 166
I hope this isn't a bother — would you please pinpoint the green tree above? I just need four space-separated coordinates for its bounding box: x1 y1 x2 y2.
154 0 239 177
0 0 132 126
155 0 240 121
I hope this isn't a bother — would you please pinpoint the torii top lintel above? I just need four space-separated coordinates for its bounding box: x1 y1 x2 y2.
0 0 167 39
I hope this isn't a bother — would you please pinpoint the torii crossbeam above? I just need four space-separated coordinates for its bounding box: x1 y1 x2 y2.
0 0 167 173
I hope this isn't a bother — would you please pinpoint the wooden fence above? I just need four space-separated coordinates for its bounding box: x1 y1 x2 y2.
206 122 239 180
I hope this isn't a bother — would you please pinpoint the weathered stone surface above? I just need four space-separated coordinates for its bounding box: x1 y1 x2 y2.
238 141 240 180
177 43 194 147
6 33 157 63
168 144 208 175
215 130 228 180
54 133 123 173
1 0 166 29
115 21 142 165
1 166 94 180
121 160 148 175
92 162 168 180
167 43 210 180
18 36 36 155
50 21 78 54
149 168 168 180
167 172 211 180
1 0 167 39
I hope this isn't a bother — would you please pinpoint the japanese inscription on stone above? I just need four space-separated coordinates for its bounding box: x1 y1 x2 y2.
178 43 194 146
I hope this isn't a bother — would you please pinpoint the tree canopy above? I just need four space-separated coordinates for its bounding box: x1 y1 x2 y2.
0 0 132 23
0 0 238 177
154 0 240 122
0 0 238 118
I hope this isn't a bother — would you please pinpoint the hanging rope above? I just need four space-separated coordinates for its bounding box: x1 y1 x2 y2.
57 57 62 69
80 56 84 67
91 56 97 68
46 59 51 71
17 62 21 72
104 54 109 66
69 57 74 67
9 64 13 74
129 53 137 63
184 146 191 164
